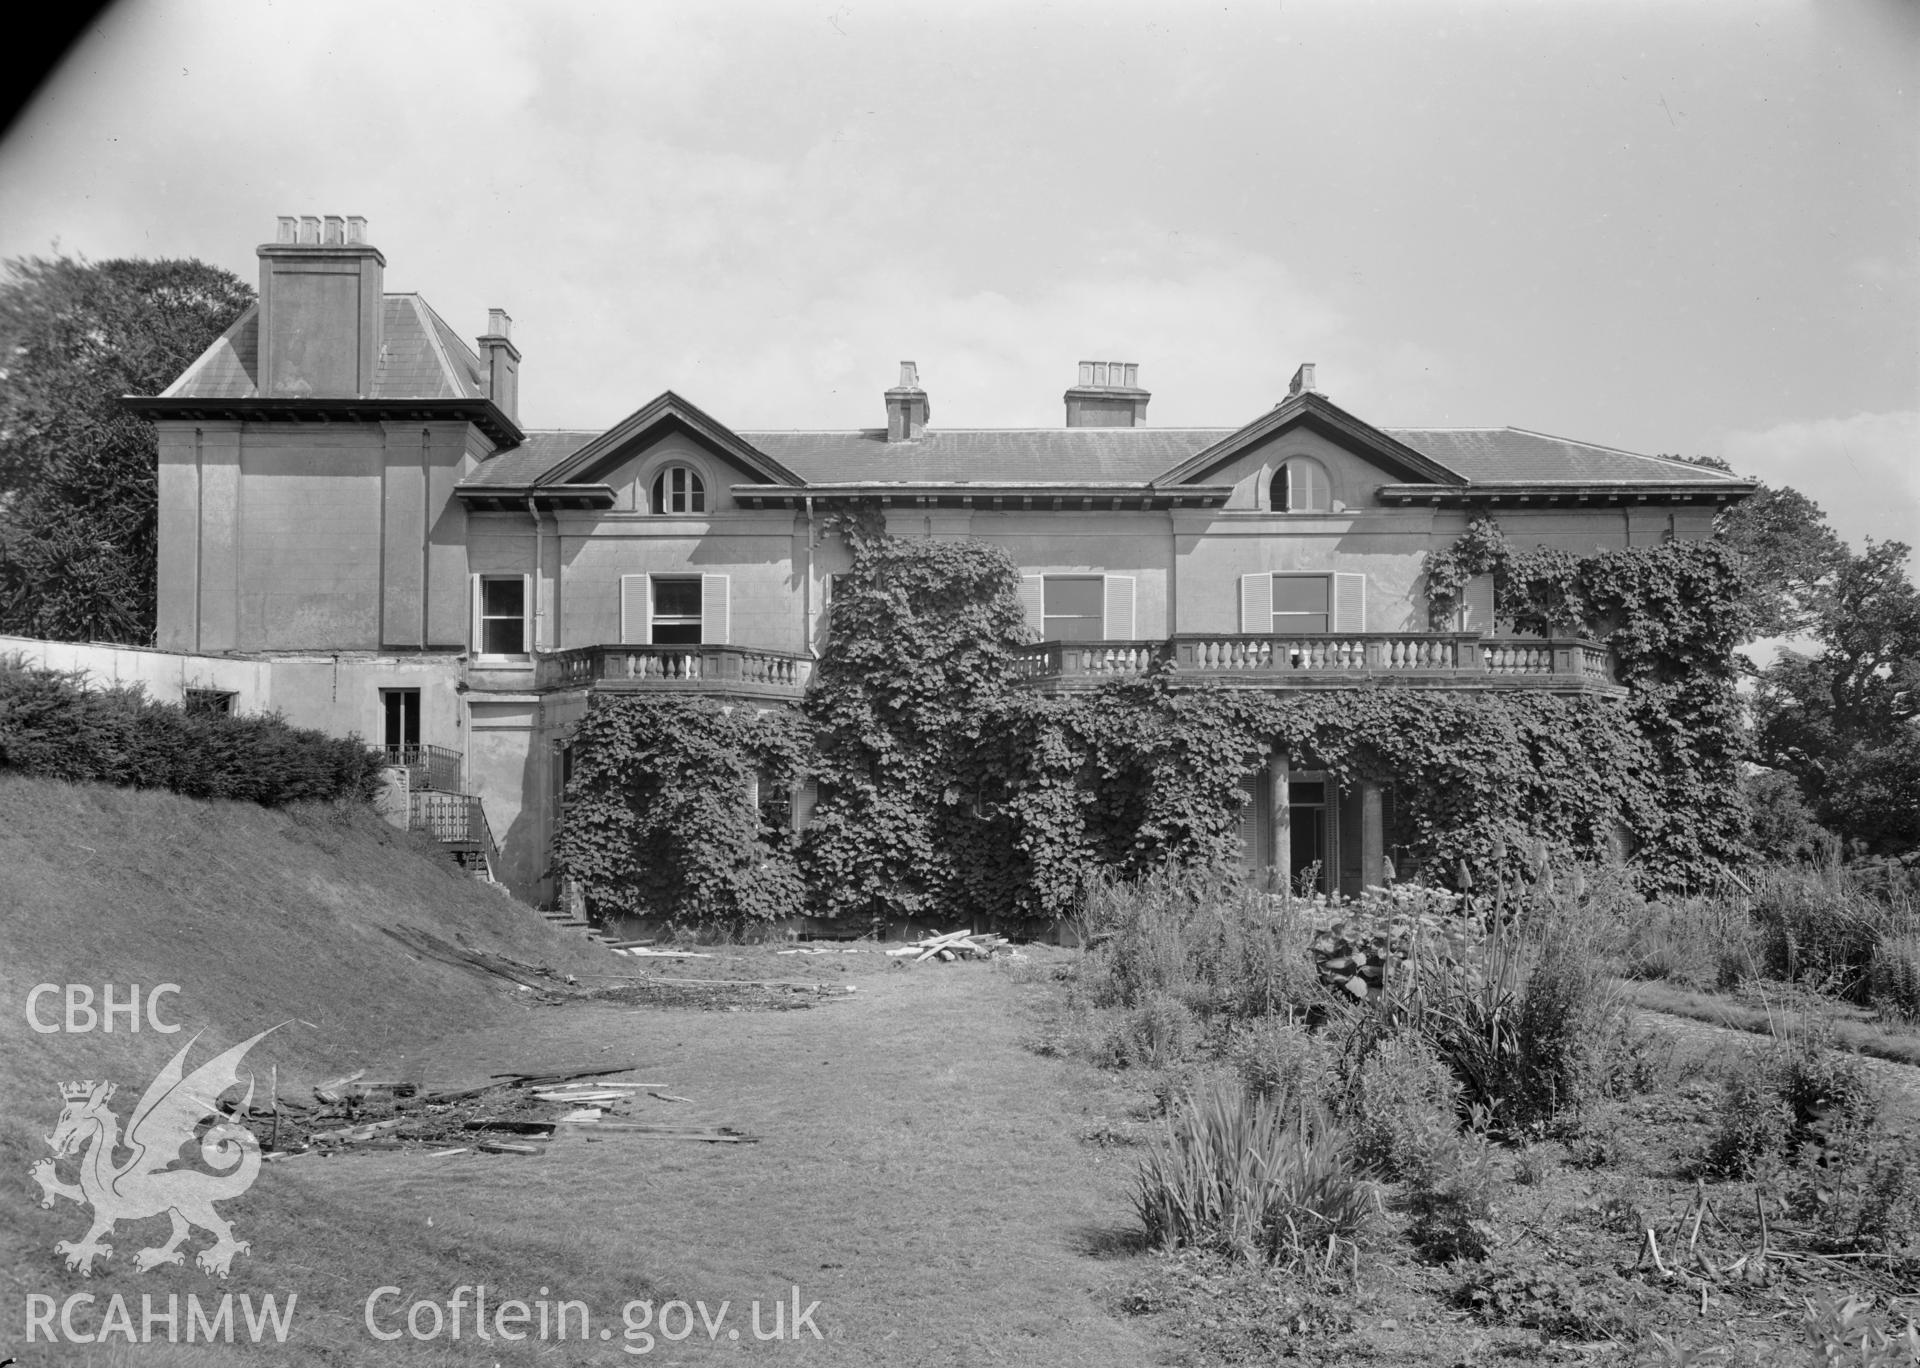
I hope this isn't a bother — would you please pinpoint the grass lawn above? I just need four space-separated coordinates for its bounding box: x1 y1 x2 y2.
3 777 1167 1364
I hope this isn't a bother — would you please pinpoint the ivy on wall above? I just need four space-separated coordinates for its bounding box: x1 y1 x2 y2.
554 514 1748 929
1424 515 1750 888
551 694 808 929
958 680 1663 925
797 510 1032 923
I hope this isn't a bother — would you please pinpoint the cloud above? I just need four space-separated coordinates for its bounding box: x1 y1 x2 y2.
1718 410 1919 556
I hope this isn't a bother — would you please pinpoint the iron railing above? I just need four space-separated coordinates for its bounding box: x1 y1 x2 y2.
383 743 462 793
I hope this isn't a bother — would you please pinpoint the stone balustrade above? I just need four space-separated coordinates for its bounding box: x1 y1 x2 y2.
1011 633 1620 694
532 645 812 698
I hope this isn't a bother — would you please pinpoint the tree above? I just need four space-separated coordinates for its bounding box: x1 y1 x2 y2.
1753 536 1920 857
0 255 253 643
1712 482 1848 642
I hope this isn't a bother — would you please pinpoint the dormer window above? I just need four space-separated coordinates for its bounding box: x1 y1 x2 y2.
1273 457 1332 513
651 464 706 515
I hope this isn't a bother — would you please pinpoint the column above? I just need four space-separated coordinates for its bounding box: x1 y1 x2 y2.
1359 780 1384 890
1268 752 1291 895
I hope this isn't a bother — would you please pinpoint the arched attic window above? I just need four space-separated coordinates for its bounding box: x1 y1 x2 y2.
651 463 706 514
1272 457 1332 513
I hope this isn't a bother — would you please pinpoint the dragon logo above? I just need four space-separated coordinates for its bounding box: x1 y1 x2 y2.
28 1026 280 1278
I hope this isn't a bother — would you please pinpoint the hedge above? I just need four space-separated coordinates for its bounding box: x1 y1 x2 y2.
0 657 381 805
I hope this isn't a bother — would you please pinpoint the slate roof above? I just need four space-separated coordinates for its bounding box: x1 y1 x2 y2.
461 421 1742 492
1383 429 1747 487
159 295 486 401
462 427 1237 488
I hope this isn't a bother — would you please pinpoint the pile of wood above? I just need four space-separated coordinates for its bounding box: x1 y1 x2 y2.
884 929 1013 962
251 1064 759 1159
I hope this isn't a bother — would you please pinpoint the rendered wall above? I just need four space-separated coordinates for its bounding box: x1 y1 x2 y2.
154 419 480 655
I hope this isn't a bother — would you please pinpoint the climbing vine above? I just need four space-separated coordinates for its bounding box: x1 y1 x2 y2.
797 515 1032 923
558 513 1749 931
956 679 1664 925
1423 517 1751 887
552 695 809 929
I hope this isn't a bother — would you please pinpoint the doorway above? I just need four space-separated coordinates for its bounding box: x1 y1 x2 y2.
381 689 421 758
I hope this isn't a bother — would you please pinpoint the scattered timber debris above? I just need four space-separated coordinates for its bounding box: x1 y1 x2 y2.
240 1066 757 1158
379 925 575 996
591 977 856 1012
884 929 1015 963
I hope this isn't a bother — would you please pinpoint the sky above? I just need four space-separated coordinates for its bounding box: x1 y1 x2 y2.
0 0 1914 555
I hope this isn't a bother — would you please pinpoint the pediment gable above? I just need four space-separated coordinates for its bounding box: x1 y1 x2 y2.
1154 393 1465 488
537 391 804 488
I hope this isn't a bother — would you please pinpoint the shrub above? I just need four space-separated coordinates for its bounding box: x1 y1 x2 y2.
1867 934 1920 1022
1787 1116 1920 1256
1750 868 1901 1004
1405 1130 1501 1262
1381 915 1625 1131
1082 867 1321 1021
1227 1016 1336 1105
1133 1081 1378 1269
1704 1024 1877 1177
1338 1025 1462 1182
1122 994 1201 1069
0 658 379 805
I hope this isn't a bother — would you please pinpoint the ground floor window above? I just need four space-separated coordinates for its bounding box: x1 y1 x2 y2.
183 688 235 716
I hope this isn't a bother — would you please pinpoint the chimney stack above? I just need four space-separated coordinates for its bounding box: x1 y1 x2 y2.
884 360 929 442
1064 360 1149 427
258 213 385 398
478 308 520 423
1288 362 1318 398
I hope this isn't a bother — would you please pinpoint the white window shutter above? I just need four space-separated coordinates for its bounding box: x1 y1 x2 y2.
701 573 730 645
1102 574 1135 639
1018 574 1045 634
522 572 535 652
620 574 650 645
1461 574 1496 633
1333 572 1367 632
468 574 482 653
1236 775 1261 869
1239 573 1273 632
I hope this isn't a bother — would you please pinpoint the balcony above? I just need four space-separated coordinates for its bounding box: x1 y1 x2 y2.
535 644 813 700
382 743 462 793
1010 633 1622 696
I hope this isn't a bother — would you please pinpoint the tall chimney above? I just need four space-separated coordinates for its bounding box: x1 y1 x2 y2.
884 361 929 442
1288 362 1318 398
478 308 520 423
257 213 385 398
1064 360 1149 427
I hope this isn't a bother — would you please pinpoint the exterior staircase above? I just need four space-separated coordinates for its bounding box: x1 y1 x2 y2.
389 745 500 882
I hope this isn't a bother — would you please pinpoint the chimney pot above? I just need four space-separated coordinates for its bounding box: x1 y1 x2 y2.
899 360 918 388
322 215 345 246
298 215 321 245
1288 362 1317 398
346 215 368 244
1065 360 1149 427
487 308 512 339
276 215 298 244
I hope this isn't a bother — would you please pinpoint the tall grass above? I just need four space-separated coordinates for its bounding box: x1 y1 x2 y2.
1079 866 1321 1021
1134 1080 1378 1269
